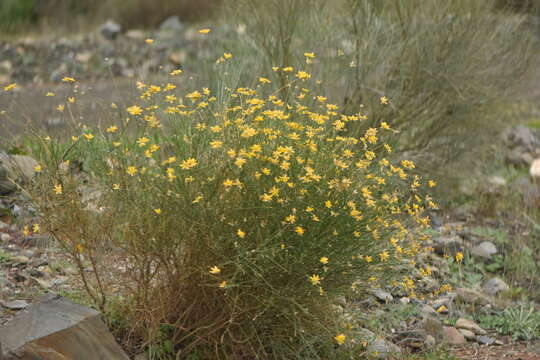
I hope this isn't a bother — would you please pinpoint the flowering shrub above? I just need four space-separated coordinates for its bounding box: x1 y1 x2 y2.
28 54 436 358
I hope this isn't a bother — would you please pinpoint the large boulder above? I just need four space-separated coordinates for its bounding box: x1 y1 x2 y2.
0 153 38 195
0 294 129 360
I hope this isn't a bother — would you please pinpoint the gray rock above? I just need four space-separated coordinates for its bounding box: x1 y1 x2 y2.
503 125 540 151
476 335 496 345
2 300 29 310
455 318 487 335
1 233 11 242
371 289 393 303
100 19 122 40
0 294 129 359
366 337 401 359
505 148 534 167
483 277 510 296
455 287 490 306
470 241 497 259
159 16 184 32
0 153 38 195
442 326 466 344
421 304 437 316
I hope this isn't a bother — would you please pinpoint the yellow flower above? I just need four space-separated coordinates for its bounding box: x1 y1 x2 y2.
296 71 311 80
365 256 373 263
68 97 75 103
295 226 305 235
210 140 223 148
237 229 246 239
234 157 246 168
32 224 40 233
319 257 329 265
334 334 346 345
127 166 137 176
219 280 227 288
22 225 30 237
380 96 389 104
282 66 294 72
455 252 464 263
210 266 221 274
259 77 271 84
112 184 120 190
137 137 149 147
53 184 63 195
46 91 55 96
83 133 94 140
145 38 154 44
57 105 65 112
436 305 448 313
379 250 390 262
223 52 233 59
304 52 316 58
127 105 143 116
34 164 42 172
309 274 321 286
106 125 118 133
154 208 162 214
428 180 437 188
4 83 16 91
170 69 183 76
198 28 211 34
180 157 198 170
62 77 76 82
324 200 332 208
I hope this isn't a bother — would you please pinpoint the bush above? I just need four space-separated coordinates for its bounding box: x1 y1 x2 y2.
0 0 36 32
221 0 535 173
27 58 435 358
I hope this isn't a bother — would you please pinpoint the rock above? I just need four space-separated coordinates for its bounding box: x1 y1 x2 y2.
10 255 29 264
75 52 92 63
433 235 463 256
366 337 401 359
483 277 510 296
420 304 437 316
476 335 496 345
531 158 540 179
0 220 8 231
470 241 497 259
503 125 540 151
1 300 29 310
421 317 444 341
1 233 11 242
455 318 487 335
371 289 393 303
0 294 129 359
100 19 122 40
0 153 38 194
125 29 145 40
442 326 466 344
506 148 534 167
159 16 184 32
458 329 476 340
395 329 427 349
455 287 490 306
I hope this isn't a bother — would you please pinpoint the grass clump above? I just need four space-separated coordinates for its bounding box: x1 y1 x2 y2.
25 57 435 359
477 303 540 341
